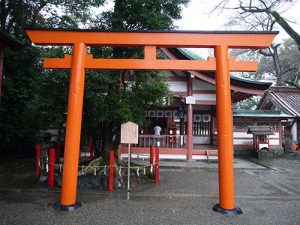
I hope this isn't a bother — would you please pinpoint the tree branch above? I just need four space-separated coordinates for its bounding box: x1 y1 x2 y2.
270 10 300 50
258 49 272 57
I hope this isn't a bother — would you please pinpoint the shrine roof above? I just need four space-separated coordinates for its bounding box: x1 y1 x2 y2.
168 48 272 90
247 126 274 135
233 110 294 118
257 86 300 117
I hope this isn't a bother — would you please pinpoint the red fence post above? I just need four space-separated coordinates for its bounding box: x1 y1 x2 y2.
155 148 160 184
90 138 94 160
150 144 154 165
48 147 55 189
36 144 41 179
55 143 61 164
109 150 114 192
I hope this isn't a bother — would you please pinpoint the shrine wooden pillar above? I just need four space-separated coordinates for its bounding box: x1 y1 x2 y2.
187 74 193 160
187 104 193 160
54 43 87 211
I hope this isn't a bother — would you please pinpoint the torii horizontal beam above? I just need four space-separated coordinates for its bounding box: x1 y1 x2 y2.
27 29 277 49
44 54 258 72
27 29 277 72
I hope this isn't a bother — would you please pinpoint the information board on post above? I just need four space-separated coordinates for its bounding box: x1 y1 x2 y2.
120 121 139 195
121 121 139 144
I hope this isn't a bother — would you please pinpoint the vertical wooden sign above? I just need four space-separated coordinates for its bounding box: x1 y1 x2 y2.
121 121 139 194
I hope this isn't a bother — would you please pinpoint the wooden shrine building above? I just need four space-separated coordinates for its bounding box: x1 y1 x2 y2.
119 48 292 159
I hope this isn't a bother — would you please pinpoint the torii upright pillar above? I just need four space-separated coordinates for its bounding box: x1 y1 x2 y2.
53 43 87 211
213 45 242 215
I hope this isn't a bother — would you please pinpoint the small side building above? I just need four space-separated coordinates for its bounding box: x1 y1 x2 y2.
257 86 300 151
232 110 292 156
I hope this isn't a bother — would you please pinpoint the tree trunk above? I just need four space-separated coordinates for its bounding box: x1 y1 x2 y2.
271 10 300 51
102 122 113 161
98 0 124 159
270 46 283 85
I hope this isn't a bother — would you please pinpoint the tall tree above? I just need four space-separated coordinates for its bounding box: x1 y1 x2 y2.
213 0 300 50
0 0 189 158
84 0 189 157
0 0 105 39
213 0 300 85
259 38 300 85
0 0 105 156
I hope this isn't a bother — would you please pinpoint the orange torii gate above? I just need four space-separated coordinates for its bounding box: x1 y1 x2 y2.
26 29 277 215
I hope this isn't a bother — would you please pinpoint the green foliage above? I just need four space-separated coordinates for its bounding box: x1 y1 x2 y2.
84 0 189 154
0 0 105 39
0 0 189 156
82 68 170 152
94 0 189 30
0 0 105 156
0 47 42 156
29 48 70 130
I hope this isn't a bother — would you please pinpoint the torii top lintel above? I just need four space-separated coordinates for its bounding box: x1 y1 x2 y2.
26 29 277 71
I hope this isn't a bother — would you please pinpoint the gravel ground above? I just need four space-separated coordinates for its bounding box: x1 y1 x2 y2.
0 157 300 225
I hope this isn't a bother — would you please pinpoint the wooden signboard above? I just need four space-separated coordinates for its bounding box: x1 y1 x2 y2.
121 121 138 144
121 121 139 194
186 96 195 105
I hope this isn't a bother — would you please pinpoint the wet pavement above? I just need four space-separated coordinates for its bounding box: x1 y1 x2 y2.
1 157 300 225
132 157 267 170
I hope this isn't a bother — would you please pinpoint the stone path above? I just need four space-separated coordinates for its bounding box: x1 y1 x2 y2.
0 158 300 225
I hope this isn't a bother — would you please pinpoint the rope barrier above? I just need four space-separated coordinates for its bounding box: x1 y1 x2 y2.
36 146 160 191
39 159 159 172
37 147 160 188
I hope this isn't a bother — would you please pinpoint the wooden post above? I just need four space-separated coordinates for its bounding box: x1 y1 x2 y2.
109 150 114 192
187 104 193 160
36 144 41 179
187 75 193 160
213 45 242 215
48 147 55 189
155 148 160 184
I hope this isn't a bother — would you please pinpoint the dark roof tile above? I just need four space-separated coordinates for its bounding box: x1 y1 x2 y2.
261 86 300 117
